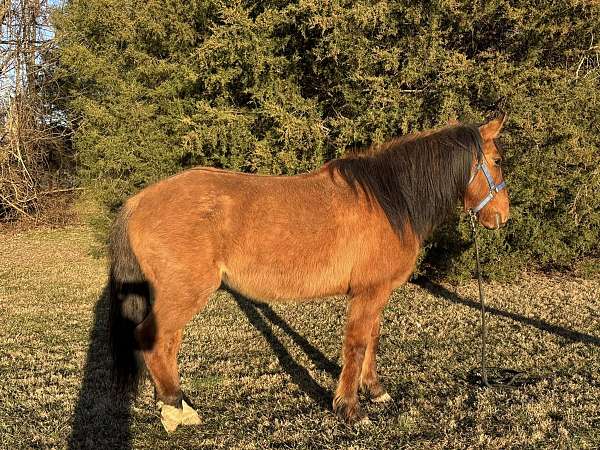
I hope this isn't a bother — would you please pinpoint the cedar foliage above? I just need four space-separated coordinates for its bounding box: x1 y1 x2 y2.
53 0 600 279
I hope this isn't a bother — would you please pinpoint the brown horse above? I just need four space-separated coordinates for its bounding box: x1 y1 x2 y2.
108 116 509 431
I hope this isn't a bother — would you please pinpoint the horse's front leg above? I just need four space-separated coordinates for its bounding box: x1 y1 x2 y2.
334 286 391 423
359 314 393 403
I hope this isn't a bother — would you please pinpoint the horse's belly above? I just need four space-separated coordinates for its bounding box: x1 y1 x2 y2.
220 260 351 302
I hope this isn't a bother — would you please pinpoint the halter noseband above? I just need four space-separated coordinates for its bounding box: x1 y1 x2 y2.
468 143 506 214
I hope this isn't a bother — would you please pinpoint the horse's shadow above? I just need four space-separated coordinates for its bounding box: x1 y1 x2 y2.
413 277 600 347
231 291 341 410
68 286 133 450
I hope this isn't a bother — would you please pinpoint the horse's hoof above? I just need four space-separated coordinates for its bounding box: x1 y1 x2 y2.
159 402 183 433
181 399 201 426
158 399 201 432
372 392 393 403
333 397 365 424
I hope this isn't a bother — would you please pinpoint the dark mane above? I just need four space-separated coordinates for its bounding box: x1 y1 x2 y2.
328 125 483 240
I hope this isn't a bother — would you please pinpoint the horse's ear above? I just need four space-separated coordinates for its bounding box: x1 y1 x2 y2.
479 113 507 140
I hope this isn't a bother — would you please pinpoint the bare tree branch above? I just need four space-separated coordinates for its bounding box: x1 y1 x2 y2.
0 0 70 220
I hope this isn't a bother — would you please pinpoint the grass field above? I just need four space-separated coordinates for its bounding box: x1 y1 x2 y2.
1 226 599 449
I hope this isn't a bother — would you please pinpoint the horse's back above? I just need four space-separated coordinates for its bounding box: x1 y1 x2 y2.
129 166 346 237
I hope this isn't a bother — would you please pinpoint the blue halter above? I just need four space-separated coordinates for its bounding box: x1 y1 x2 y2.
468 149 506 214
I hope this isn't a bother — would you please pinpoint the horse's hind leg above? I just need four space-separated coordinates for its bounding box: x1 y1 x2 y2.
135 274 219 432
140 326 198 432
359 315 392 403
334 286 391 423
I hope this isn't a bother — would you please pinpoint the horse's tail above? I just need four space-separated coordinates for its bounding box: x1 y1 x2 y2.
108 201 150 395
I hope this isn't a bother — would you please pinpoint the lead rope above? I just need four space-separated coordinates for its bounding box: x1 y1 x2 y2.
468 211 532 389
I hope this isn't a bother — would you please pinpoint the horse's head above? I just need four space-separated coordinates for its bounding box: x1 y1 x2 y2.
463 114 510 229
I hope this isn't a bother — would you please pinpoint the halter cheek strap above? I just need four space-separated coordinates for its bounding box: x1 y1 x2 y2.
468 159 506 214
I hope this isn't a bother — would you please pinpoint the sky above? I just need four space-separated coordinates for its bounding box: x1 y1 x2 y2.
1 0 62 102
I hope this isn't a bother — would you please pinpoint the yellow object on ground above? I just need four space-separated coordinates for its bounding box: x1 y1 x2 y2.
158 399 201 433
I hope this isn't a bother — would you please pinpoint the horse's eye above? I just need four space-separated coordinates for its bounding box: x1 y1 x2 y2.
493 157 502 165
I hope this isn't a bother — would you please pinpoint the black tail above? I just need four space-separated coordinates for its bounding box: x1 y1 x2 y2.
108 205 151 395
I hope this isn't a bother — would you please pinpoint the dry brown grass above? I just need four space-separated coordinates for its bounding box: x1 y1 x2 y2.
0 226 598 449
0 192 82 234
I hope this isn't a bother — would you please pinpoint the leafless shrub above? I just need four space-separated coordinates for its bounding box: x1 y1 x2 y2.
0 0 70 221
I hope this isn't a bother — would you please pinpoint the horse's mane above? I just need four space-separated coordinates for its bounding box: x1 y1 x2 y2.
327 124 483 240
